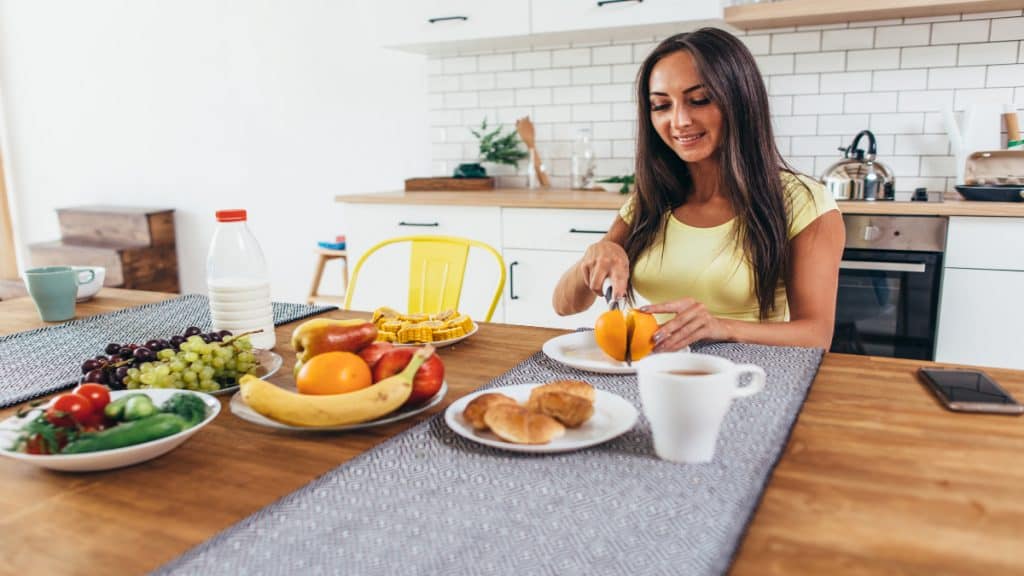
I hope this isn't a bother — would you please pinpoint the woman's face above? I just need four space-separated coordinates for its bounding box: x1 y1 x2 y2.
648 50 723 166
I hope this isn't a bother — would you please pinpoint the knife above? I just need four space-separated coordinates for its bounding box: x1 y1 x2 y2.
601 278 631 365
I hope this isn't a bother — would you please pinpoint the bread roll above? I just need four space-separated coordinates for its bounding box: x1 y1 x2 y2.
483 404 565 445
462 393 516 431
527 390 594 428
529 379 596 403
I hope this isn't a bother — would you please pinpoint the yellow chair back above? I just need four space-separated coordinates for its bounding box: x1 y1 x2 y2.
344 235 506 322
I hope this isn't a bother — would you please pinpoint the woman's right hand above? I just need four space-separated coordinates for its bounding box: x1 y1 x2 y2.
579 240 630 300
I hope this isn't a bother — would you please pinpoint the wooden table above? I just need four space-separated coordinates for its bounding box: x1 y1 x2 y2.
2 289 1023 576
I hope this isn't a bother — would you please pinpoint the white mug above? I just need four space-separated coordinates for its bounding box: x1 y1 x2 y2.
635 352 766 463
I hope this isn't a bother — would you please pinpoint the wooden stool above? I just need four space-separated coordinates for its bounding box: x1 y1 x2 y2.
307 248 348 305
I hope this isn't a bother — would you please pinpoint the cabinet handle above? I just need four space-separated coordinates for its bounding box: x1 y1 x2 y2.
569 228 607 235
398 221 440 227
509 261 519 300
597 0 642 6
428 16 468 24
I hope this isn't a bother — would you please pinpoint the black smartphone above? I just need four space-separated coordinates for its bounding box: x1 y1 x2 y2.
918 368 1024 415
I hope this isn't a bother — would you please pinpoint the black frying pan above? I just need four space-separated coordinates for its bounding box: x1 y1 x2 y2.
955 185 1024 202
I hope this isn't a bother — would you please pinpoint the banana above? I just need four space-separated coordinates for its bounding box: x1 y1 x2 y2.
240 345 434 427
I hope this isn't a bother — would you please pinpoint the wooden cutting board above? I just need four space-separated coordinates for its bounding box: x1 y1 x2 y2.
405 177 495 191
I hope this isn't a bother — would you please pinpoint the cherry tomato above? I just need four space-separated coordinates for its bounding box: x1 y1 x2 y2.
45 393 94 428
73 383 111 412
25 434 50 454
79 411 107 432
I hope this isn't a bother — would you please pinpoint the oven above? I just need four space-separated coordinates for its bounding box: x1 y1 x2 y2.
830 215 947 360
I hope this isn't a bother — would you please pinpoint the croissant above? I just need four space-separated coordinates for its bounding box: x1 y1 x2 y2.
462 393 516 431
483 404 565 445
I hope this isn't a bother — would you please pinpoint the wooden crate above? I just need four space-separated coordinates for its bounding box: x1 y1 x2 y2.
28 240 180 292
56 206 175 247
404 177 495 192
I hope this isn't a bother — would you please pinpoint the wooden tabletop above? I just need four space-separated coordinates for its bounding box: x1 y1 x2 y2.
2 288 1023 575
337 188 1024 217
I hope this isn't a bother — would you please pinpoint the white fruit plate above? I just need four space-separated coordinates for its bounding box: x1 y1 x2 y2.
0 389 220 472
229 380 448 432
392 322 478 349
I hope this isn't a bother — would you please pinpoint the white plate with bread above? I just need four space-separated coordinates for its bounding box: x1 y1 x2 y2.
444 380 638 453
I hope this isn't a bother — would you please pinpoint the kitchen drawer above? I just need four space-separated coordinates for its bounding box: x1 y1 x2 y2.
502 208 619 251
343 203 502 249
945 217 1024 271
532 0 722 35
936 268 1024 370
375 0 530 47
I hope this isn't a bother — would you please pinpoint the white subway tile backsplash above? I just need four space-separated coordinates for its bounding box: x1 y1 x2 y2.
593 45 632 65
771 32 822 54
795 52 846 73
959 42 1019 65
593 84 633 103
478 54 515 72
797 23 849 32
756 54 794 75
819 72 873 93
572 103 612 122
987 64 1024 87
845 92 899 113
496 71 532 89
848 49 901 71
991 17 1024 41
870 112 925 134
553 86 591 105
427 15 1023 195
817 114 871 135
571 66 612 84
929 66 986 89
875 24 931 48
902 46 957 68
898 90 954 112
821 29 874 51
814 156 839 177
773 115 817 136
873 69 928 91
931 20 990 45
552 48 590 68
793 94 844 114
769 74 819 95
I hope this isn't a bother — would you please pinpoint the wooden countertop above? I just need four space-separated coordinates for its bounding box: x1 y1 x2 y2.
338 189 1024 217
3 289 1024 575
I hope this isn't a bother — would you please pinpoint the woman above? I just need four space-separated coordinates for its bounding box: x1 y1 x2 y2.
553 28 844 351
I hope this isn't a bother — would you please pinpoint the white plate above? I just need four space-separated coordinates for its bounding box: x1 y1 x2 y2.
445 383 638 454
211 349 282 396
229 380 449 431
0 389 220 472
393 322 478 349
541 331 688 375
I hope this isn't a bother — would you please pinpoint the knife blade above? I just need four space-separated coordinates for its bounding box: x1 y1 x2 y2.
601 277 620 311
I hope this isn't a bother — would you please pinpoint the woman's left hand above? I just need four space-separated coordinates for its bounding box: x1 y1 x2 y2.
639 298 729 352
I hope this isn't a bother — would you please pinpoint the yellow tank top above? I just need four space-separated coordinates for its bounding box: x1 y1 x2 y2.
619 173 838 323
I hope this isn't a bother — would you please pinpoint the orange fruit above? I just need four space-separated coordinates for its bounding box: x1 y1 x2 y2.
295 351 373 395
594 309 659 362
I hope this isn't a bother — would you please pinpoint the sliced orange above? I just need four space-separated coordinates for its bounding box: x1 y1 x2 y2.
594 309 658 362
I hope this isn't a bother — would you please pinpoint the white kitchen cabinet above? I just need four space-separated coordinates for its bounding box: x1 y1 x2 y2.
532 0 724 35
374 0 530 48
504 249 607 329
340 203 506 322
935 217 1024 370
935 268 1024 370
502 208 618 251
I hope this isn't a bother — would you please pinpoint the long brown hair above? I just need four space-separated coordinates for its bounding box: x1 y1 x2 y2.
627 27 798 320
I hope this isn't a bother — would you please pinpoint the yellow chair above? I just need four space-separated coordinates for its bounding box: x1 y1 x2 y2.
343 235 506 322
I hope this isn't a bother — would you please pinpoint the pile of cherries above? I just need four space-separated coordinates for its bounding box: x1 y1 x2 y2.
80 326 232 389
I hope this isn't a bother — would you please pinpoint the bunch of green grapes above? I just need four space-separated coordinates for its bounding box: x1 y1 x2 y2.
122 334 257 392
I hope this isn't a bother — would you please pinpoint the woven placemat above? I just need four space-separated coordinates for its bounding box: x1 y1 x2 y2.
0 294 334 409
154 342 823 576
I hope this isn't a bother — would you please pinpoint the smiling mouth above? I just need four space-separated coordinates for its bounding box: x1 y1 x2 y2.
672 132 706 145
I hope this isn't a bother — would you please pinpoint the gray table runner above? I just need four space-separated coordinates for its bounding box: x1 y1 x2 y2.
0 294 335 408
155 343 823 576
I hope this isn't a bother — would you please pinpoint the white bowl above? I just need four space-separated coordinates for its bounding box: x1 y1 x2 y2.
73 266 106 302
0 389 220 472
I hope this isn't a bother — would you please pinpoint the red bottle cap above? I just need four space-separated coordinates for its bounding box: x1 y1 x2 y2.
216 209 247 222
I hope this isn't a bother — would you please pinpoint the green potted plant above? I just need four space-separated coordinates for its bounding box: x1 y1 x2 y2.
454 119 528 178
596 174 635 194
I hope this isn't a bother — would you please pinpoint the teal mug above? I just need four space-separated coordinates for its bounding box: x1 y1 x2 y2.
24 266 96 322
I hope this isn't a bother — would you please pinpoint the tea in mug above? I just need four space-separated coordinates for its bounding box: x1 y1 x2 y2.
667 370 715 376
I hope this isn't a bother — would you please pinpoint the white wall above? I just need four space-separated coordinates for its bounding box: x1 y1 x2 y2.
426 11 1024 193
0 0 431 301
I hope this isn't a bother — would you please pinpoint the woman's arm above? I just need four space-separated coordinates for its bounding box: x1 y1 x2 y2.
642 210 845 350
552 216 631 316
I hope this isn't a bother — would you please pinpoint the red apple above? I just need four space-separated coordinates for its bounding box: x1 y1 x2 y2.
358 341 395 369
372 347 445 406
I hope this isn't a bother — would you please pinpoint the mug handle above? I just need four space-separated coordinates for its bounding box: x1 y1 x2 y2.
76 269 96 285
732 364 766 398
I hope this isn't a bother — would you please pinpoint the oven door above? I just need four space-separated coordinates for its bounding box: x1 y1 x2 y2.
830 248 942 360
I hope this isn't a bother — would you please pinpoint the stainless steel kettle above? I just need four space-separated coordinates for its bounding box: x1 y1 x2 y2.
820 130 895 201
